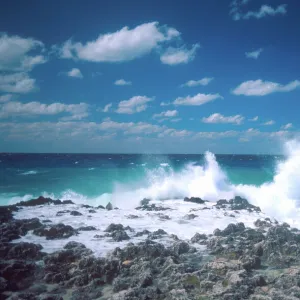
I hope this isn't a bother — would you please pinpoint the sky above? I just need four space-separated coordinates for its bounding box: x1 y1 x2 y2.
0 0 299 154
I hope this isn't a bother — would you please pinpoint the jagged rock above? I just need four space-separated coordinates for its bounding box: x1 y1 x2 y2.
111 230 130 242
88 209 96 213
136 203 171 211
191 233 208 243
56 210 70 216
6 242 44 260
97 205 105 209
78 226 96 231
184 214 198 220
184 197 206 204
106 202 113 210
70 211 83 216
15 196 74 207
254 219 272 228
214 223 245 236
126 214 139 219
33 223 77 240
135 230 150 237
140 198 150 206
242 255 261 271
105 224 125 232
148 229 168 240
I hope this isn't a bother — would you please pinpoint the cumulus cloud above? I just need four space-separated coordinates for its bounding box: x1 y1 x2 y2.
0 73 37 93
0 94 13 103
232 79 300 96
59 22 181 63
230 1 287 21
249 116 258 121
0 33 47 71
153 110 178 119
114 79 132 86
245 48 263 59
67 68 83 78
202 113 244 125
100 103 112 113
181 77 214 87
0 101 89 120
281 123 292 130
116 96 153 114
262 120 275 126
173 93 222 106
160 44 200 65
160 102 171 106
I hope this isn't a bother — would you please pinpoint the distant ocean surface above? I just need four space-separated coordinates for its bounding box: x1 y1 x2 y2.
1 152 285 208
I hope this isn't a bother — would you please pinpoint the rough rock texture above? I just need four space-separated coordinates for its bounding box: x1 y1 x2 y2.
3 196 300 300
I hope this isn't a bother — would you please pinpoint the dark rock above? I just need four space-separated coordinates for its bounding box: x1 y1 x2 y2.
106 202 113 210
184 197 206 204
56 210 70 216
78 226 96 231
81 204 92 209
42 220 52 223
33 223 77 240
105 224 124 232
88 209 97 213
7 242 44 260
148 229 168 240
156 213 171 220
111 230 130 242
0 205 18 223
140 198 150 206
15 196 74 207
97 205 105 209
136 203 171 211
214 223 245 236
70 211 83 216
171 241 190 255
229 196 261 212
254 219 272 228
184 214 198 220
242 255 261 271
191 233 208 243
64 241 87 250
126 214 139 219
135 230 150 237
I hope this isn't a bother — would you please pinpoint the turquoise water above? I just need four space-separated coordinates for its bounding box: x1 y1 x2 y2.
0 153 278 206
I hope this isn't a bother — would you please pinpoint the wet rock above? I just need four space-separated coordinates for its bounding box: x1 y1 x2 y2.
126 214 139 219
156 213 171 220
70 211 83 216
171 241 190 255
140 198 151 206
111 230 130 242
42 220 52 223
97 205 105 209
15 196 74 207
254 219 272 228
7 242 44 260
136 203 171 211
88 209 97 213
214 223 245 237
56 210 70 216
106 202 113 211
184 214 198 220
229 196 261 212
105 224 125 233
191 233 208 243
184 197 206 204
135 230 150 237
78 226 96 231
33 223 78 240
148 229 168 240
0 206 18 223
81 204 92 209
242 255 261 271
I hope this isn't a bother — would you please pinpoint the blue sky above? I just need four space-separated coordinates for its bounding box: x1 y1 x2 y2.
0 0 299 154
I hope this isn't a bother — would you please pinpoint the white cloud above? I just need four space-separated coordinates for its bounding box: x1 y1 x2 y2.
0 73 37 93
60 22 180 62
116 95 153 114
160 44 200 65
202 113 244 125
249 116 258 121
0 94 13 103
245 48 263 59
181 77 214 87
173 93 222 106
244 4 287 20
153 110 178 119
114 79 132 86
230 1 287 21
67 68 83 78
262 120 275 126
100 103 112 113
281 123 292 130
160 102 171 106
0 101 88 120
0 33 46 71
232 79 300 96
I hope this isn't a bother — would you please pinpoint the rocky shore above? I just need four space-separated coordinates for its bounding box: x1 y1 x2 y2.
1 196 300 299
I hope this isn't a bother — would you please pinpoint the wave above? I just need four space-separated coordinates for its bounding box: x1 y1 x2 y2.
20 170 38 175
5 140 300 223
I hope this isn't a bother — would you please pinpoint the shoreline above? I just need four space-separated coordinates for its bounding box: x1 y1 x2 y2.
1 196 300 299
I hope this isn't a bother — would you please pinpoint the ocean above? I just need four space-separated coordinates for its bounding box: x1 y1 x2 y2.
2 144 300 256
